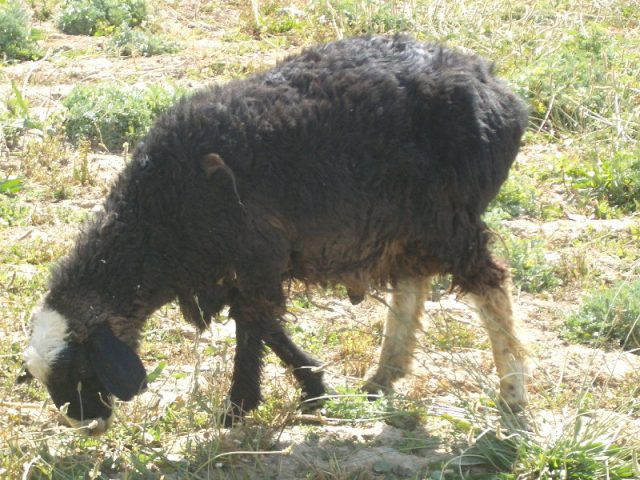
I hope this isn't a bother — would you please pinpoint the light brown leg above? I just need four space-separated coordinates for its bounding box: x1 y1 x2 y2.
363 276 429 394
468 283 529 411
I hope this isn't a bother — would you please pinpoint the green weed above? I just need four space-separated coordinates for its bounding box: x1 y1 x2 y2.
322 385 389 422
28 0 57 21
513 24 639 143
335 328 377 377
491 174 541 219
254 1 307 36
57 0 147 36
320 0 414 36
0 177 23 195
441 392 639 480
0 195 30 226
0 0 42 61
564 279 640 351
107 25 180 57
1 81 44 150
20 135 77 199
61 82 182 151
424 312 487 352
500 237 560 293
561 148 640 218
0 237 69 265
72 140 93 185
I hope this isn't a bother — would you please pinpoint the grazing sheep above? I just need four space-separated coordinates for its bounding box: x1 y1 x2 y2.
21 35 529 435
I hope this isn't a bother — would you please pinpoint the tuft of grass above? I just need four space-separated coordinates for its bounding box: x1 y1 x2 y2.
491 174 541 219
0 237 70 265
28 0 57 21
335 328 377 378
245 0 414 41
57 0 148 36
320 0 414 36
561 147 640 218
20 134 75 198
72 140 94 186
1 81 44 150
107 25 180 57
424 312 487 352
499 236 560 293
512 24 639 144
252 1 308 36
0 0 42 62
322 385 390 422
61 82 182 151
445 410 640 479
491 168 562 221
0 195 30 226
564 279 640 351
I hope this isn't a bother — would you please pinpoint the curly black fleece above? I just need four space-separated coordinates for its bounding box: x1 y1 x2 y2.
46 35 528 419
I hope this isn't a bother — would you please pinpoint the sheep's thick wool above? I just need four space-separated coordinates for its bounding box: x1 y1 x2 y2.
24 35 529 434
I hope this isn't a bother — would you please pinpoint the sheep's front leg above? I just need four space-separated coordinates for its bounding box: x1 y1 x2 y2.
227 318 265 425
468 284 529 412
363 276 429 396
264 324 327 409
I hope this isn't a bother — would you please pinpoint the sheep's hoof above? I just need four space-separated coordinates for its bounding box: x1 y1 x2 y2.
499 378 528 414
361 378 391 402
299 396 325 413
299 384 334 413
220 403 247 428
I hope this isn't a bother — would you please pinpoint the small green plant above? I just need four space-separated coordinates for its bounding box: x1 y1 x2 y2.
107 25 179 57
28 0 57 21
61 82 182 151
73 140 93 185
57 0 147 36
1 81 44 149
260 3 306 35
564 280 640 351
512 25 639 143
562 148 640 218
322 385 389 421
500 237 560 293
511 436 638 480
424 312 485 351
0 178 23 195
335 328 377 377
444 398 640 480
0 195 29 226
322 0 414 36
0 0 42 61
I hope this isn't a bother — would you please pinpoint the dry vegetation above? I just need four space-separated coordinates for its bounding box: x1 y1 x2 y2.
1 1 639 479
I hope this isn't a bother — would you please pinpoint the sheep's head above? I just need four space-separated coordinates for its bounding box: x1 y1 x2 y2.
20 304 147 435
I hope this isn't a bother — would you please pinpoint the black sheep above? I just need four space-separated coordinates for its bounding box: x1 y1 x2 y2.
22 35 529 435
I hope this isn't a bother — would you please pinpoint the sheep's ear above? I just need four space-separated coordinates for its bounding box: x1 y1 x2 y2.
201 153 226 178
88 323 147 401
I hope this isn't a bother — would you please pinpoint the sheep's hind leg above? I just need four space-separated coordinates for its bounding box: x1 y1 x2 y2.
363 276 429 397
264 322 328 411
467 272 529 412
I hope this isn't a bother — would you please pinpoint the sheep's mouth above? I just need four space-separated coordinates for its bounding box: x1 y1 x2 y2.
61 411 115 436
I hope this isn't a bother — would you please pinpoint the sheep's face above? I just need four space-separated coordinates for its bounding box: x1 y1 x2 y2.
22 305 147 436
